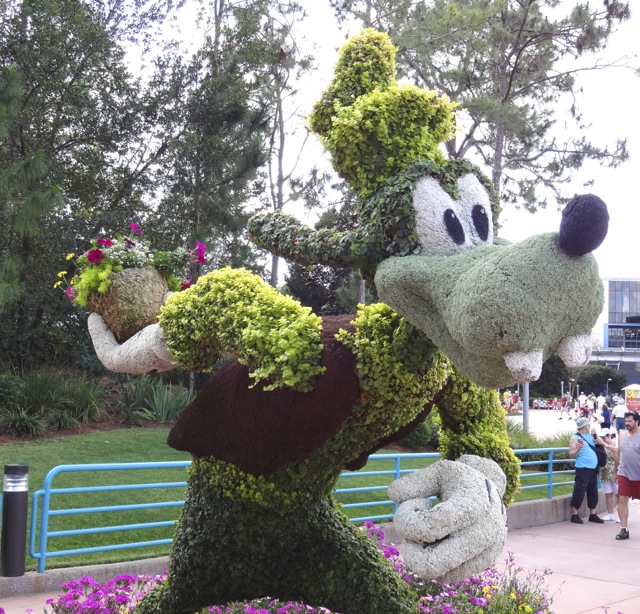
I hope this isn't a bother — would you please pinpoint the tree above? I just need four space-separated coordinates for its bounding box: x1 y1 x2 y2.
330 0 632 210
256 0 315 287
145 0 274 271
0 0 179 366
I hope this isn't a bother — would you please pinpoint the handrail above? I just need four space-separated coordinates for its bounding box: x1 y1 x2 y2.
27 450 573 572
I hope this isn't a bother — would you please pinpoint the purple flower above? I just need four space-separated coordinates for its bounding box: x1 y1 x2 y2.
129 222 143 234
196 240 207 264
65 286 78 300
87 249 104 264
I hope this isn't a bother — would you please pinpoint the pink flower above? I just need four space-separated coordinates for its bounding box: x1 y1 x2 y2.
65 286 78 300
97 238 114 247
196 240 207 264
181 280 193 291
129 222 143 234
87 249 104 263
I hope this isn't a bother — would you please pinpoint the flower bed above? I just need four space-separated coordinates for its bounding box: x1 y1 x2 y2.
19 523 557 614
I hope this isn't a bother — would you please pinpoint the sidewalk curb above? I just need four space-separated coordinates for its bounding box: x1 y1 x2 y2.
0 556 168 599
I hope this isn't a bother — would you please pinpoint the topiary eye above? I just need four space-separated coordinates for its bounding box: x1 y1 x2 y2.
444 209 465 245
472 205 489 242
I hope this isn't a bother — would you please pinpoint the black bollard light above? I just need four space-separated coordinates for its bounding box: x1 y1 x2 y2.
1 464 29 577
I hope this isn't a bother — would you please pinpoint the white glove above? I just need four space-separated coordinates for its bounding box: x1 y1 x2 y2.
88 312 176 374
388 454 507 583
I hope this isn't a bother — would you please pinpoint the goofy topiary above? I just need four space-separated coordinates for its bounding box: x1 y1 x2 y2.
88 30 609 614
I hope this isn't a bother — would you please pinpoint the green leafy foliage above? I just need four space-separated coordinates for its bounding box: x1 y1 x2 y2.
0 372 25 409
0 370 104 436
136 466 420 614
309 29 456 197
160 268 325 391
249 159 498 284
0 408 47 437
398 412 440 450
117 375 193 424
330 1 631 209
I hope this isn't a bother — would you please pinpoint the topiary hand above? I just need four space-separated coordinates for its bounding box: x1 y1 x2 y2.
388 454 507 583
87 312 176 374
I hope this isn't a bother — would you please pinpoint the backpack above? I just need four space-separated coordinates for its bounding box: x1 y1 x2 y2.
577 433 607 468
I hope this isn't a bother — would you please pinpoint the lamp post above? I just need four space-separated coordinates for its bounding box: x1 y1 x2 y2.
570 378 575 398
607 378 612 396
561 381 564 398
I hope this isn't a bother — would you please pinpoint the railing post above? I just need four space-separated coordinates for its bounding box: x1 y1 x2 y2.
547 450 554 499
392 456 402 512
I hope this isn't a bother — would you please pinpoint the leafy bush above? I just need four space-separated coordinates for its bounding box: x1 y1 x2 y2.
0 373 25 410
46 409 80 431
0 408 47 437
398 412 440 450
145 383 193 423
117 375 192 424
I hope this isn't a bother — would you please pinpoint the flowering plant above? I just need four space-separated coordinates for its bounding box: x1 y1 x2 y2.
55 223 206 307
40 526 561 614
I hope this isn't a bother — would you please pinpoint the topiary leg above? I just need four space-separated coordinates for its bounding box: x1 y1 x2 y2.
137 464 419 614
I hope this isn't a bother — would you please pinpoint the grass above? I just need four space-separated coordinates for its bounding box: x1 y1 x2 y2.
0 427 189 571
0 424 576 571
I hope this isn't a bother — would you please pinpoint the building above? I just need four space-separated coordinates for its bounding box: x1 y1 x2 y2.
590 278 640 384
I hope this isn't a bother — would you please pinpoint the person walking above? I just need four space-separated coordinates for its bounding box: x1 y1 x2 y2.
613 399 628 441
559 394 571 420
601 403 612 429
569 417 606 524
614 410 640 540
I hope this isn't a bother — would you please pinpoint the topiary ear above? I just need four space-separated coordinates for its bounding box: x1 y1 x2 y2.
309 29 396 139
309 30 457 197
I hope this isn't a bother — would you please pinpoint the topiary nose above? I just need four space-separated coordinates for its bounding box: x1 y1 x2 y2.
558 194 609 256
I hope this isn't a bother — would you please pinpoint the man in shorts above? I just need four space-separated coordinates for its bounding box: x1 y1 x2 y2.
613 399 628 441
614 410 640 540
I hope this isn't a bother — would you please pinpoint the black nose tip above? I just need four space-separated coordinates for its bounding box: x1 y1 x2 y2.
558 194 609 256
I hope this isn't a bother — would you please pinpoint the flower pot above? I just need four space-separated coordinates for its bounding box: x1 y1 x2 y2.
88 267 168 342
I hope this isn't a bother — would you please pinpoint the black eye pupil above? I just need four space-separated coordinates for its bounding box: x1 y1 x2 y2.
444 209 465 245
472 205 489 242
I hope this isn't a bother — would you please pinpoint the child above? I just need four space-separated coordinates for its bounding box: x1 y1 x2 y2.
598 428 618 521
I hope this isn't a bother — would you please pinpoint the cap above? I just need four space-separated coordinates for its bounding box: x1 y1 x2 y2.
599 428 611 436
576 417 590 429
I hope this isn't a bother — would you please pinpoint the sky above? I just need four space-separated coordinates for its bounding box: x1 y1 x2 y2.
290 2 640 281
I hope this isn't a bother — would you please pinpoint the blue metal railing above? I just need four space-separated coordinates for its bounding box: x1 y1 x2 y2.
29 462 191 573
26 449 572 572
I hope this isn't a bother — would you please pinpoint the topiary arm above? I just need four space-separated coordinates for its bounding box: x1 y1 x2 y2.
247 211 373 272
435 368 521 505
159 268 325 392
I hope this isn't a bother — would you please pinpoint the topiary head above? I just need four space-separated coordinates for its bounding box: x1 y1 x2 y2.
309 29 457 197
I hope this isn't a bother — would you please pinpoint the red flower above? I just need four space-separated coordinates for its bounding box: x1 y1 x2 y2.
181 281 193 291
87 249 104 264
97 238 114 247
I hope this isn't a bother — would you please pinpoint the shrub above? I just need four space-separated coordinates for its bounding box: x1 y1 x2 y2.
117 375 192 424
46 409 80 431
0 408 47 437
59 374 105 422
398 412 440 450
0 373 25 410
145 383 193 423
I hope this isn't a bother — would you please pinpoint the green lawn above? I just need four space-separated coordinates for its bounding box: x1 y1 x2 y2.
0 428 574 571
0 427 189 570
